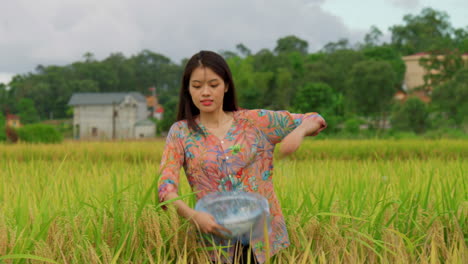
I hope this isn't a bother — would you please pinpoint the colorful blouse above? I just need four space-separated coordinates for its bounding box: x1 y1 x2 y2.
158 109 322 263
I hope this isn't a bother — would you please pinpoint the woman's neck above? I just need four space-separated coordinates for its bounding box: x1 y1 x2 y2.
199 110 231 129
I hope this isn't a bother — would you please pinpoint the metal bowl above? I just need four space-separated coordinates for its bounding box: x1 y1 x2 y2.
195 191 270 239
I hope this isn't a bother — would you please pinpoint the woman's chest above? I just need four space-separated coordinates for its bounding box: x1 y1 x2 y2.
182 123 270 171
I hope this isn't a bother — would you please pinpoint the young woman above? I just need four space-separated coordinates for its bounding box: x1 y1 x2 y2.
158 50 326 263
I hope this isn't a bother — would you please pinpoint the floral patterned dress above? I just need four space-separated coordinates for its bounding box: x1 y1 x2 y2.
158 109 322 263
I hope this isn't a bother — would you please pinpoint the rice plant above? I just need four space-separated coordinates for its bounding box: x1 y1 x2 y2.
0 139 466 263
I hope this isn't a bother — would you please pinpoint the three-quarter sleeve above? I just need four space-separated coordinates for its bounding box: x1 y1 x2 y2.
157 122 185 207
247 109 322 145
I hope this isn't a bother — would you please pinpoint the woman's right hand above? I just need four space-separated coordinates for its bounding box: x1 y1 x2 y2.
190 211 232 238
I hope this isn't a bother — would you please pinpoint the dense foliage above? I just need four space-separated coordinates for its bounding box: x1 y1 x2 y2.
16 123 63 143
0 8 466 139
391 97 430 133
0 111 5 141
431 67 468 126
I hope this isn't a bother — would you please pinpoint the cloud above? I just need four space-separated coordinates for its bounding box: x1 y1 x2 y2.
0 0 365 74
386 0 420 9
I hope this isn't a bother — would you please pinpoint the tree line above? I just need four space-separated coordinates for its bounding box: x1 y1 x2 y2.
0 7 467 138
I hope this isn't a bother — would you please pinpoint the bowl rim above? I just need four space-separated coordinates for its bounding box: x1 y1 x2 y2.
195 191 268 224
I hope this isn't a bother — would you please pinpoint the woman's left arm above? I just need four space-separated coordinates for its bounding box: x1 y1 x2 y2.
279 114 327 157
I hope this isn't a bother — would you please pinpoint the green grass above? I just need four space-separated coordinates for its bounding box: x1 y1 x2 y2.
0 139 466 263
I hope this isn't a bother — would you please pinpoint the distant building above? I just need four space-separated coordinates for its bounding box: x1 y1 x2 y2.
154 105 165 120
68 92 155 140
135 119 156 138
146 86 164 120
393 89 431 103
6 114 21 128
399 52 468 103
146 95 165 120
402 53 430 91
394 90 407 101
402 52 468 91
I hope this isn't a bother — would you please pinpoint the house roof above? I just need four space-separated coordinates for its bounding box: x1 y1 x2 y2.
155 105 165 113
394 90 431 103
404 52 468 60
6 114 20 120
68 92 146 106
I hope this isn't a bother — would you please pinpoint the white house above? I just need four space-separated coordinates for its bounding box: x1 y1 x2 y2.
68 92 155 140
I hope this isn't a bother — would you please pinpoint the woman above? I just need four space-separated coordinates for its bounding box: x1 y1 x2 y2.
158 50 326 263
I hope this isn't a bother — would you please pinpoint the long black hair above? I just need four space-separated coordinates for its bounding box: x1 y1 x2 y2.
177 50 238 133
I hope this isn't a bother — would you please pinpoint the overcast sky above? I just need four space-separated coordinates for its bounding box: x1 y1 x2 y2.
1 0 467 85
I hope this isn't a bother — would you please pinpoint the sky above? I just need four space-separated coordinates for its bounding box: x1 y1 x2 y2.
1 0 467 85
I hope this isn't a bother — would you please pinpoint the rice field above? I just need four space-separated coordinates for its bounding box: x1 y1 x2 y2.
0 139 466 263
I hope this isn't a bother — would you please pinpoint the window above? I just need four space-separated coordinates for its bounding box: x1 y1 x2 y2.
92 127 98 137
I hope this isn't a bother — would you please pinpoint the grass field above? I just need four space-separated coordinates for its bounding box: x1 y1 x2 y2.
0 139 467 263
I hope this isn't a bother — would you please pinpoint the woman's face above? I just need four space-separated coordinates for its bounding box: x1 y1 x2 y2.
189 66 227 114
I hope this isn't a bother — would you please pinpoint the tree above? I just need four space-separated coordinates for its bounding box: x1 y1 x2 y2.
252 49 277 72
17 98 40 124
6 49 182 122
431 67 468 127
419 50 467 91
272 67 293 109
293 82 335 113
102 52 135 92
390 8 454 55
83 52 96 62
364 26 383 47
70 79 99 93
303 60 333 85
363 46 406 86
0 110 5 141
301 50 365 121
228 56 272 109
228 56 256 109
453 27 468 52
293 82 341 133
236 43 252 57
391 97 429 133
8 74 51 117
322 38 350 53
285 52 306 83
274 35 308 55
318 50 366 94
0 83 9 113
219 50 239 60
130 50 179 95
158 96 178 133
347 60 397 129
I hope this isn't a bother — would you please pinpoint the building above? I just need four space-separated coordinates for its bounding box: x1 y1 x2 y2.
402 53 429 91
68 92 155 140
393 89 431 103
154 105 165 120
402 52 468 91
146 95 165 120
135 119 157 138
400 52 468 103
6 114 21 128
